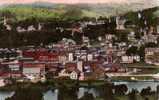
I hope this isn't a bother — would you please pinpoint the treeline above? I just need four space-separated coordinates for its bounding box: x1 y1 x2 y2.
4 80 159 100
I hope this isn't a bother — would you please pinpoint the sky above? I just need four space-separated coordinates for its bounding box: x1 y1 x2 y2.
0 0 158 5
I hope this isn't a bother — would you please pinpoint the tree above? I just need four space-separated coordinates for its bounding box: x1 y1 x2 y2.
57 80 78 100
0 10 15 19
128 89 137 100
79 92 95 100
145 97 149 100
126 46 138 56
138 45 145 62
6 87 43 100
114 84 128 95
140 86 152 97
145 42 157 48
62 6 82 21
97 83 114 100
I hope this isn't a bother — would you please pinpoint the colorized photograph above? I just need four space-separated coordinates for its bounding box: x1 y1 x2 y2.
0 0 159 100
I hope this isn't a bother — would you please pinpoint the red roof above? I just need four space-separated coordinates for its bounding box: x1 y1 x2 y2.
23 62 45 68
23 50 59 61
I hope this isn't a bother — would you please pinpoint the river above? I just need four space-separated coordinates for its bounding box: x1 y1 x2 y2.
1 81 159 100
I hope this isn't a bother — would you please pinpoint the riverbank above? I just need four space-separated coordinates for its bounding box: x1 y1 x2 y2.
1 80 159 100
0 79 108 92
0 79 159 92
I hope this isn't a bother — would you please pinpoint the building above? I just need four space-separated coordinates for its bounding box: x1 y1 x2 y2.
121 56 140 64
116 16 126 30
145 48 159 65
22 62 45 80
1 60 22 78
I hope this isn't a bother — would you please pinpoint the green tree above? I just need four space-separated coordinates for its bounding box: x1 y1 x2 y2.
6 87 43 100
128 89 137 100
62 7 82 21
79 92 95 100
97 83 114 100
57 80 78 100
114 84 128 95
138 45 145 62
126 46 138 56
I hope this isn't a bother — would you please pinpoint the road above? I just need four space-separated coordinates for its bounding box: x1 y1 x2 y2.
106 73 158 77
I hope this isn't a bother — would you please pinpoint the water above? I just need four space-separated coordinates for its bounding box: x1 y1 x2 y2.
0 92 14 100
1 82 159 100
43 89 58 100
78 88 99 99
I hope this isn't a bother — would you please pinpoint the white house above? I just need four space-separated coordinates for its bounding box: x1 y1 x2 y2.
87 54 93 61
70 71 78 80
68 53 74 62
116 17 126 30
27 25 36 31
121 56 140 63
22 62 45 80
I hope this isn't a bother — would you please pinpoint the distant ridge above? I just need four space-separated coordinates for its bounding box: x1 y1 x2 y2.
0 1 158 18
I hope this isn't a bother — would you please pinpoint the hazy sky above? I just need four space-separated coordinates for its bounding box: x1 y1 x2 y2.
0 0 158 4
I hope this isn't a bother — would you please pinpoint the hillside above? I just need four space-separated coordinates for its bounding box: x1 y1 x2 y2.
0 1 158 22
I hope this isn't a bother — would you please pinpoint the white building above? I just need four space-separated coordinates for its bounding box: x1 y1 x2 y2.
116 17 126 30
87 54 93 61
68 53 74 62
22 63 45 80
70 71 78 80
23 67 42 80
27 25 36 31
77 61 83 72
121 56 140 63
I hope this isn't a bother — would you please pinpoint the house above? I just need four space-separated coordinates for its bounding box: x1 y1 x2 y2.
38 23 42 31
121 56 140 64
27 25 36 31
128 31 136 41
145 48 159 65
1 60 22 78
65 62 77 72
58 53 67 64
68 53 74 62
116 16 126 30
70 71 78 80
3 16 12 31
82 61 106 80
22 49 60 62
58 69 79 80
87 54 93 61
142 34 157 43
22 62 45 80
74 49 88 61
105 34 116 41
45 62 61 78
82 36 90 46
58 69 70 77
16 26 26 33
